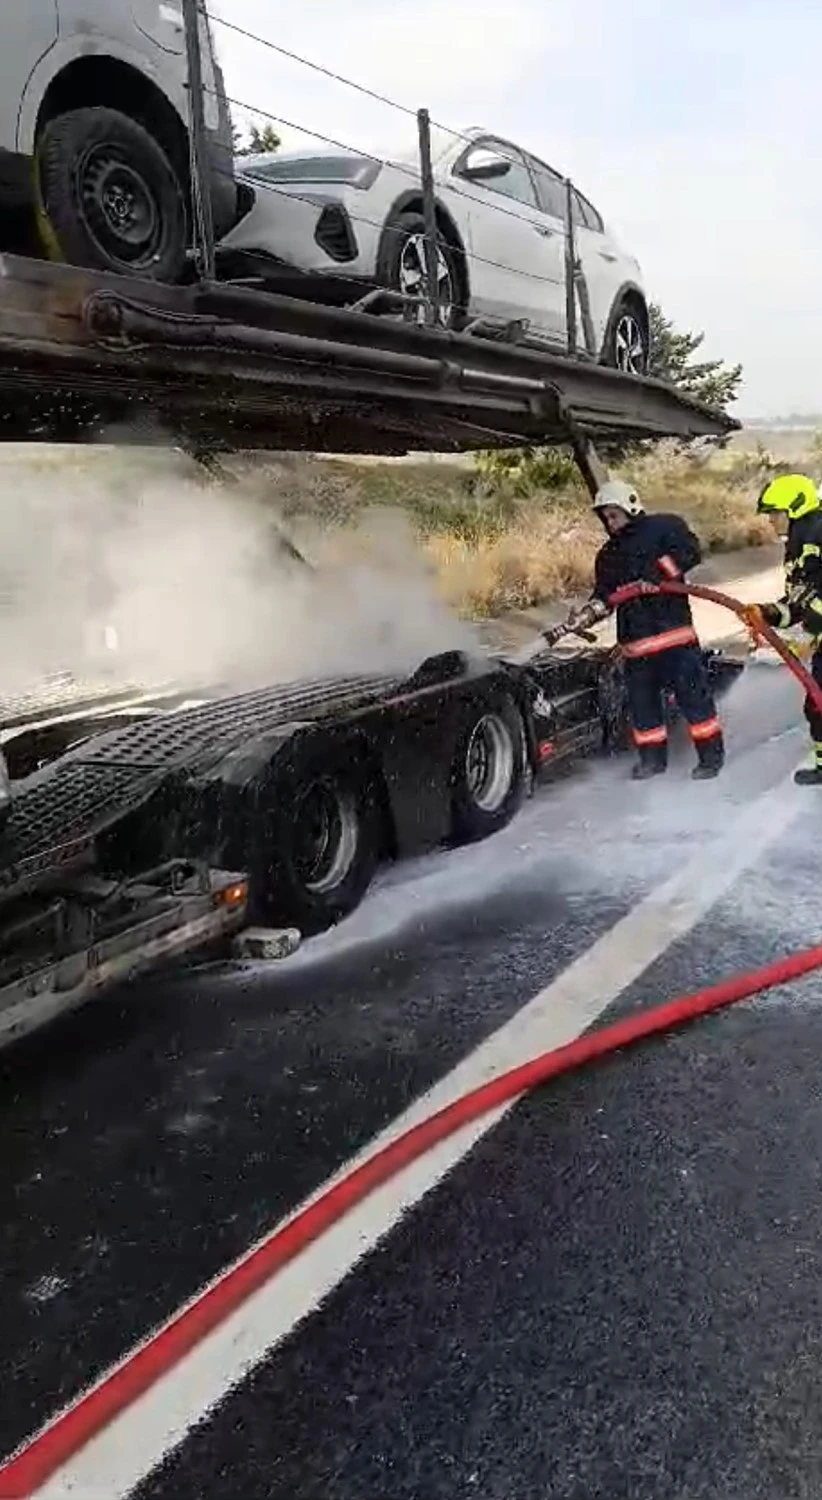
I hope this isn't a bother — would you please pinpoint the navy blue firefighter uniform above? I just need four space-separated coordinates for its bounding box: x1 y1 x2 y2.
554 480 724 781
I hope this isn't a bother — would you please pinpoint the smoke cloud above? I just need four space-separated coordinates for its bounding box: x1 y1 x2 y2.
0 446 476 704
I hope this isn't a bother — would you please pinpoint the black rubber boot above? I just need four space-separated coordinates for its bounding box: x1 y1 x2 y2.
632 745 668 780
691 736 725 781
794 765 822 785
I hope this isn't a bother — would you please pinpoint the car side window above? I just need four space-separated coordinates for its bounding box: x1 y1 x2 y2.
456 139 538 209
527 157 567 222
574 190 604 233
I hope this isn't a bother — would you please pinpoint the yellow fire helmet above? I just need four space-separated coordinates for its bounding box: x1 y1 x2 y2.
757 473 820 520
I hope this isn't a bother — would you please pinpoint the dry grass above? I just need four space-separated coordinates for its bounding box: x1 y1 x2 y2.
7 437 809 624
241 442 786 619
427 510 594 617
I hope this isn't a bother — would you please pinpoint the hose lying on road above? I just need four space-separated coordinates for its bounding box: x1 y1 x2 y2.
0 581 819 1500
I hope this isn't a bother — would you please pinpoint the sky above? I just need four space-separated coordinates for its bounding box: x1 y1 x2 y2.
211 0 822 420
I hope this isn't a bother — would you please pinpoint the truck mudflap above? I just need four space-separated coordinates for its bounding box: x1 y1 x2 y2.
0 861 254 1050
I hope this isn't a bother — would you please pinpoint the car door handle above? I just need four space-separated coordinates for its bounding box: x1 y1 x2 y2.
598 249 618 261
532 224 556 238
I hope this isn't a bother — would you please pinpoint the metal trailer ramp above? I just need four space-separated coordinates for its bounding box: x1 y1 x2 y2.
0 255 738 455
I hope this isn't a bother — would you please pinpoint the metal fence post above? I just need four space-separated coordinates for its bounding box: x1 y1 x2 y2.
182 0 216 281
563 177 578 358
416 108 440 326
570 430 609 497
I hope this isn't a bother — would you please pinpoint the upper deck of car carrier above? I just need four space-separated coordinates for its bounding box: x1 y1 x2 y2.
0 253 737 456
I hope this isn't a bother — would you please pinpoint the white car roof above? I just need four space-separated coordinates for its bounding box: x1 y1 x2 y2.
241 126 484 176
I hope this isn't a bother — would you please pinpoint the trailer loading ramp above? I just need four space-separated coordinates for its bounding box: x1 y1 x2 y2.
0 255 737 455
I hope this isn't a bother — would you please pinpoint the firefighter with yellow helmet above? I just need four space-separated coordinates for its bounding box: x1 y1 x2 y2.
747 472 822 784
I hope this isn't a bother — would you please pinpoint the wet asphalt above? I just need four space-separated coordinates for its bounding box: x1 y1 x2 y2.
3 660 822 1499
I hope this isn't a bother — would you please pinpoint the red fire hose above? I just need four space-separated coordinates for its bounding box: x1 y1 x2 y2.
610 578 822 718
1 582 821 1499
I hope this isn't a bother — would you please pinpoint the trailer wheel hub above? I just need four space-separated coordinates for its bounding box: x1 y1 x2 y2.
464 714 515 813
293 781 359 896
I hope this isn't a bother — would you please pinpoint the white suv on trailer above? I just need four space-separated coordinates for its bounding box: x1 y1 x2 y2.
222 127 650 372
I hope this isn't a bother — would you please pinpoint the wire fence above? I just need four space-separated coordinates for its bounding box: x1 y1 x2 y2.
186 2 600 357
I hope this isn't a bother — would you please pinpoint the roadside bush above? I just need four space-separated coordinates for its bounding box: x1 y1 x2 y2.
473 445 581 496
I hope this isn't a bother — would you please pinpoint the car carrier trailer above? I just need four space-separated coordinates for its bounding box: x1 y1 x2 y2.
0 252 736 456
0 232 740 1049
0 639 743 1051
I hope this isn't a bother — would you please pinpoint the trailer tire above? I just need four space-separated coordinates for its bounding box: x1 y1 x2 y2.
249 750 380 935
449 695 525 845
35 107 187 281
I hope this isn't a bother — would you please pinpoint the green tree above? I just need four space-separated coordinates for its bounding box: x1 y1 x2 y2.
233 120 281 157
648 302 742 415
473 302 742 488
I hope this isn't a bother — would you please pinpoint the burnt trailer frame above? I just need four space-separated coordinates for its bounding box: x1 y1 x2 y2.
0 254 738 455
0 641 743 937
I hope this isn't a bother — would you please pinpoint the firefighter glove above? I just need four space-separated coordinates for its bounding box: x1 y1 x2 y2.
751 602 783 628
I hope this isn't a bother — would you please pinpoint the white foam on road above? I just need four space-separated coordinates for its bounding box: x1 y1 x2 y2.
27 766 806 1500
237 690 800 979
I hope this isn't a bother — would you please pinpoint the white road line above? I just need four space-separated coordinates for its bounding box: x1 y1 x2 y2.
34 771 804 1500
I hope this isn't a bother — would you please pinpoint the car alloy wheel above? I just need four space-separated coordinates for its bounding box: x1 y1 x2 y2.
397 231 454 326
613 310 647 374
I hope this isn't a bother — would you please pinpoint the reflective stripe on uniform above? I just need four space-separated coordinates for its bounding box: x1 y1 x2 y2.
621 626 698 659
657 554 680 579
689 716 722 742
787 544 822 584
633 725 668 746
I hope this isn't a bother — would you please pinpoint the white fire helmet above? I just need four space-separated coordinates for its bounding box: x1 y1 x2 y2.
592 479 644 518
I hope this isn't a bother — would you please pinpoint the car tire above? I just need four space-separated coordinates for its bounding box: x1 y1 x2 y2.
249 748 381 936
602 296 649 375
379 209 465 329
35 107 188 282
449 695 526 845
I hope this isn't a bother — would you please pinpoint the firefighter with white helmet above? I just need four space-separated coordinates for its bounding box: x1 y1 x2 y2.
546 479 725 780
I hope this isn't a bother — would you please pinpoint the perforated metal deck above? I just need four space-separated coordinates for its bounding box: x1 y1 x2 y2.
70 673 402 773
1 672 402 889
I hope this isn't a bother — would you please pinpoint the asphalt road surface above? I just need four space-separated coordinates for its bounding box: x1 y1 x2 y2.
3 658 822 1500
